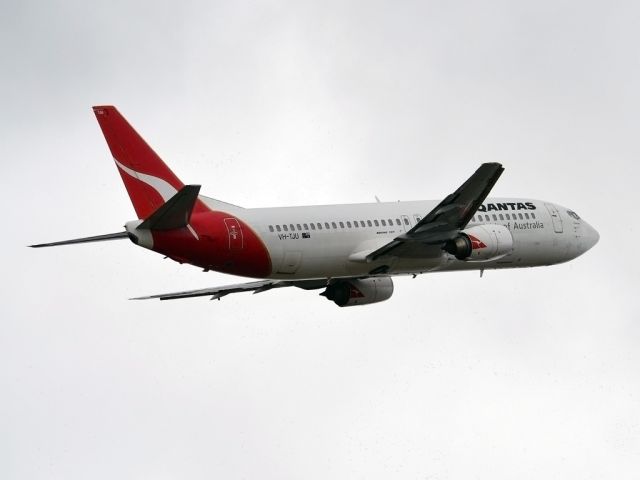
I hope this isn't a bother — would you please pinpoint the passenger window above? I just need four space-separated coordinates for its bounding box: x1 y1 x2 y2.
276 225 281 232
347 221 352 228
367 220 373 227
283 225 289 232
297 224 302 230
303 223 308 230
361 221 366 227
505 214 510 220
353 221 359 228
374 220 379 227
381 219 386 226
524 213 530 219
388 218 393 225
518 213 523 220
396 219 401 226
492 214 497 221
317 223 322 230
485 215 490 221
310 223 316 230
269 225 274 232
531 213 536 219
332 222 337 229
339 222 344 228
325 222 330 229
290 224 295 231
499 214 504 220
403 217 409 225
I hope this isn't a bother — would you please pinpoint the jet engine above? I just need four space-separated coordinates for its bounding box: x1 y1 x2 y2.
443 224 513 261
321 277 394 307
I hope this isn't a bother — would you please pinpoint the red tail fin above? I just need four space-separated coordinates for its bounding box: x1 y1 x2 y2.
93 106 186 219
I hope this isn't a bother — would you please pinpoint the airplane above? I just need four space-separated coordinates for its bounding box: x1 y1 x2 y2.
30 106 599 306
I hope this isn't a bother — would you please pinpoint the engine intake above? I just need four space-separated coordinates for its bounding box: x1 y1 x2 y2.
444 235 472 260
444 224 513 261
322 277 394 307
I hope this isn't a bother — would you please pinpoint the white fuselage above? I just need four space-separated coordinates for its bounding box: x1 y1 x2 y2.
202 197 599 280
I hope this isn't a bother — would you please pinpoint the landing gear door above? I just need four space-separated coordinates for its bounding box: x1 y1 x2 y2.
544 203 563 233
224 218 244 250
278 251 302 274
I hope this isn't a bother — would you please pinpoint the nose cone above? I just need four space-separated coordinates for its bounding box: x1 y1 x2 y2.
582 221 600 253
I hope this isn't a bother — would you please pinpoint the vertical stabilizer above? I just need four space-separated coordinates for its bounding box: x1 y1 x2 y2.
93 106 186 219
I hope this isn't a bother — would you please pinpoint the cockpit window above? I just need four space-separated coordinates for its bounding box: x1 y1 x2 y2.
567 210 581 220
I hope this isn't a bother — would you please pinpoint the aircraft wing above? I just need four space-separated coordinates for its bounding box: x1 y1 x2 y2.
131 278 328 301
367 162 504 261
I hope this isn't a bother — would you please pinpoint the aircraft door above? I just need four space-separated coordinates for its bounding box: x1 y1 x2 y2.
544 204 563 233
224 218 244 250
400 215 411 232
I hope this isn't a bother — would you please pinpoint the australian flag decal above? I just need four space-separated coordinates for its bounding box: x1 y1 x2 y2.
302 232 311 239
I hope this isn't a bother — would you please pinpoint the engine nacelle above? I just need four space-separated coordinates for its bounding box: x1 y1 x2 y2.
322 277 394 307
444 224 513 261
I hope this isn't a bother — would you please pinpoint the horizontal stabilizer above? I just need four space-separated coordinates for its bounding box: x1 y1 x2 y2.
138 185 201 230
30 231 129 248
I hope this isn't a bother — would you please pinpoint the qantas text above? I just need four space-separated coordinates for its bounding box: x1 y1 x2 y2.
477 202 536 212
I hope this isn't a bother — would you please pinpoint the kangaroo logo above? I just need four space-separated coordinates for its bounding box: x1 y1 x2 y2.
468 234 487 250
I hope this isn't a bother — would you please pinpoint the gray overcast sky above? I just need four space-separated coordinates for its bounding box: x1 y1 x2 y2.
2 0 639 478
